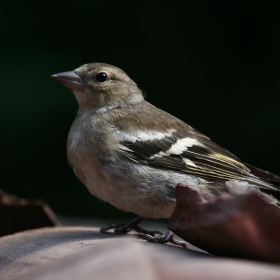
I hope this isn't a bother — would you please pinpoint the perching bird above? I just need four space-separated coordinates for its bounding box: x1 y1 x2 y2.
52 63 280 242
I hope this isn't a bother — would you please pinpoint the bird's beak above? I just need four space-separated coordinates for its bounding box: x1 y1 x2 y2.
51 71 84 91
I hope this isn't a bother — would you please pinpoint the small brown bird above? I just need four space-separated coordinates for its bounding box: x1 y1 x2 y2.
52 63 280 242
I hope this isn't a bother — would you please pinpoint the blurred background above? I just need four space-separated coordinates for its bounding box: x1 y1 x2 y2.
1 0 280 221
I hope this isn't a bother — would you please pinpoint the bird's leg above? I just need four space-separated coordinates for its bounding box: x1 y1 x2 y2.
100 216 162 236
138 231 188 249
100 217 188 248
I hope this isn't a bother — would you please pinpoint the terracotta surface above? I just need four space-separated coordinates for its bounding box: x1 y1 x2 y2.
1 227 280 280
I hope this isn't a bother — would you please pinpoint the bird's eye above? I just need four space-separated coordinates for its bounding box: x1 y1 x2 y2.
96 72 107 83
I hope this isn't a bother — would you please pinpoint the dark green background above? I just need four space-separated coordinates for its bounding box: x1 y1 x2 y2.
1 1 280 220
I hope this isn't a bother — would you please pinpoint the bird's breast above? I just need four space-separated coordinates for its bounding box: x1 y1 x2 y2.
66 112 124 201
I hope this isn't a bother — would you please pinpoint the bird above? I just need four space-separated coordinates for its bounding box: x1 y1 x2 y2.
52 62 280 243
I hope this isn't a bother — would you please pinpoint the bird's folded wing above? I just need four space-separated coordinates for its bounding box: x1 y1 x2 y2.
115 126 278 190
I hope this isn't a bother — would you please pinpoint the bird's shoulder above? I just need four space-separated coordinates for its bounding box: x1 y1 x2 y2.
113 101 205 137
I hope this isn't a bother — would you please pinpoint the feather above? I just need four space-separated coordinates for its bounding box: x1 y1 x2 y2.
114 102 279 192
244 163 280 184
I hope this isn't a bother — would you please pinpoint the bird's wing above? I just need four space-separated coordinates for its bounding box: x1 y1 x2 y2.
112 102 277 191
117 127 249 179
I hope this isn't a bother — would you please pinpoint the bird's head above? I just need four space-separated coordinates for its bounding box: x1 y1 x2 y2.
52 63 144 111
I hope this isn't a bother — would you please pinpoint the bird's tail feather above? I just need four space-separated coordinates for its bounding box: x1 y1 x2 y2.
245 163 280 183
272 201 280 210
245 163 280 190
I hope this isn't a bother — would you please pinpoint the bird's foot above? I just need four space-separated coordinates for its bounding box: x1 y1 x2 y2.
100 216 161 236
138 231 188 249
100 217 187 248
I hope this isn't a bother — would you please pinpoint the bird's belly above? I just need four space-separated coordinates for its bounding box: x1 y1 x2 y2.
87 161 211 219
69 153 177 218
68 130 210 219
70 155 116 204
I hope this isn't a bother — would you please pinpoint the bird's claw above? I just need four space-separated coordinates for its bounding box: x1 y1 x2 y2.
100 221 132 234
100 216 146 235
100 217 187 249
138 231 188 249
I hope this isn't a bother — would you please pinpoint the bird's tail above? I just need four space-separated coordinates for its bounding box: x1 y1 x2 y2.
245 163 280 183
243 163 280 209
244 163 280 192
272 201 280 210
